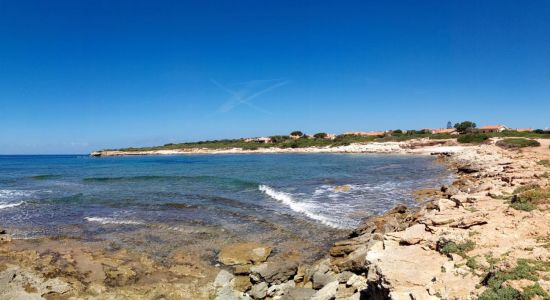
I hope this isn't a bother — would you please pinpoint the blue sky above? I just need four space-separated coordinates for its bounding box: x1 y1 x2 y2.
1 1 549 154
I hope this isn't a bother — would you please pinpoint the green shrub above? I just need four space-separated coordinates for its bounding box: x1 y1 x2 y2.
510 185 550 211
440 240 475 256
538 160 550 167
313 132 328 139
467 256 478 270
479 259 550 300
290 131 304 137
457 134 489 144
496 138 541 149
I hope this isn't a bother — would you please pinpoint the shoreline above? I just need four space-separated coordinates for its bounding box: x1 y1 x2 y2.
1 139 549 299
91 139 465 157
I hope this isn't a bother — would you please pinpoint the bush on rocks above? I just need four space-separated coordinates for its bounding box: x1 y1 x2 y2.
510 185 550 211
496 138 540 149
457 134 489 144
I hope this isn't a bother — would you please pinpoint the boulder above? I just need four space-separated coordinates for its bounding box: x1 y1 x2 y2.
250 261 298 285
267 280 295 297
218 243 272 266
282 287 316 300
249 282 268 299
214 269 235 288
311 281 338 300
396 224 429 245
312 271 337 289
437 199 459 211
331 246 368 273
233 275 252 292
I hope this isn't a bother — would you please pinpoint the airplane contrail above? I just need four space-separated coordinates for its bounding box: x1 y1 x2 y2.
211 79 289 114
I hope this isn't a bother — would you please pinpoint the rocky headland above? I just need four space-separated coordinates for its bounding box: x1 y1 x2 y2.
1 139 549 299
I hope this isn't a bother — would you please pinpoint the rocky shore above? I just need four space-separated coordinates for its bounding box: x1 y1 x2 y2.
1 139 549 299
211 141 550 299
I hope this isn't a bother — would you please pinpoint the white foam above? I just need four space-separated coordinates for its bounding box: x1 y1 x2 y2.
0 201 24 209
0 190 33 199
84 217 143 225
259 185 345 229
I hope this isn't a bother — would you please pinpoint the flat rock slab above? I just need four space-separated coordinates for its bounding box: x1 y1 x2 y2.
218 242 272 266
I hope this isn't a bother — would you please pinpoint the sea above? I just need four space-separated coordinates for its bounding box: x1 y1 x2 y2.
0 154 453 260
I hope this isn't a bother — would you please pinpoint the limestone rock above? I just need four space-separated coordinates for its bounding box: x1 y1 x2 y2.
267 280 295 297
395 223 430 245
250 261 298 285
330 246 368 273
282 287 316 300
311 280 338 300
249 282 268 299
233 275 252 292
214 269 235 288
312 270 337 289
219 242 272 266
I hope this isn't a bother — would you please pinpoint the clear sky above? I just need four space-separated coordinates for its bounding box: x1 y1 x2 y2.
1 1 549 154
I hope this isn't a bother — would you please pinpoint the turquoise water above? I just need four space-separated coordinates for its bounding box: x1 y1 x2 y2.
0 154 451 257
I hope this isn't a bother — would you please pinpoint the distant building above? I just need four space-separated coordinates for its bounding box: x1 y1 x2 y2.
425 128 458 134
478 125 508 133
325 133 336 140
514 128 533 132
343 131 385 137
244 137 272 143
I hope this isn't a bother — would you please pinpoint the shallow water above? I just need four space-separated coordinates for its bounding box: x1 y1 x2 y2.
0 154 452 260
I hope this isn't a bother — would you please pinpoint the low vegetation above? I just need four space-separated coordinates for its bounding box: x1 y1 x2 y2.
538 160 550 167
479 259 550 300
457 133 489 144
496 138 541 149
105 122 550 152
509 185 550 211
439 239 476 257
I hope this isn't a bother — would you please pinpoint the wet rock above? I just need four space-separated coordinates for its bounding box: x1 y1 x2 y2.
219 242 272 266
283 287 316 300
0 234 12 243
249 282 268 299
311 280 338 300
458 165 480 174
104 265 137 286
250 261 298 285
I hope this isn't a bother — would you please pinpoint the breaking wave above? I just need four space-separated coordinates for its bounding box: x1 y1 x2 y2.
84 217 144 225
258 184 344 229
0 201 24 210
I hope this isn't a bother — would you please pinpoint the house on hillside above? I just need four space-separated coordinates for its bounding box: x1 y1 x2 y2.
343 131 385 137
244 137 272 143
514 128 533 132
425 128 458 134
478 125 508 133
